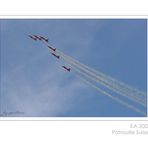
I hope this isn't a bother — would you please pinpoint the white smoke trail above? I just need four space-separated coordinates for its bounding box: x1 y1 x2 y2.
56 47 146 98
58 53 146 107
77 74 146 116
61 58 146 108
57 50 146 103
59 57 146 115
42 41 146 107
46 42 145 97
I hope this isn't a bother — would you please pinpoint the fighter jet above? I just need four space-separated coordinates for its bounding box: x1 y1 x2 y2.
33 35 42 40
29 34 48 42
62 66 71 72
40 36 48 42
51 53 60 59
28 35 37 41
48 45 56 51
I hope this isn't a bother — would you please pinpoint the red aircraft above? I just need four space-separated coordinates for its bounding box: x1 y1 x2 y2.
40 36 48 42
28 35 37 41
48 45 56 51
51 53 60 59
62 66 71 72
33 35 42 40
29 34 48 42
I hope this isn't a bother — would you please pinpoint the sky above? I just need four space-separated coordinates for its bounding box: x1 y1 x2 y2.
0 19 147 117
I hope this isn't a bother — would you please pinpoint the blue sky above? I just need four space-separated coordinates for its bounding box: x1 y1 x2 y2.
0 19 147 117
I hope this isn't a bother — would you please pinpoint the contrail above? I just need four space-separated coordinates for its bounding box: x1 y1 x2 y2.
40 40 146 114
77 74 146 116
61 59 146 115
42 40 146 106
64 52 146 98
53 46 146 97
55 46 146 98
59 53 146 106
57 49 146 101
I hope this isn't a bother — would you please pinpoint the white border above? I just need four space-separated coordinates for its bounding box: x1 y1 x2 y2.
0 15 148 19
0 117 147 121
0 15 147 121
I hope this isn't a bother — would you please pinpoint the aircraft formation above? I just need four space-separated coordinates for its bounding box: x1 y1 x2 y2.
29 35 48 42
29 35 70 72
29 34 147 116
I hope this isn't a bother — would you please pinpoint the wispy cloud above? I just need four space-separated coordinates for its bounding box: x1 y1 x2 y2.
1 59 88 116
1 19 146 117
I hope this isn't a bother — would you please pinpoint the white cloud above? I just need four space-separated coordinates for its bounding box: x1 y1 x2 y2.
1 58 88 116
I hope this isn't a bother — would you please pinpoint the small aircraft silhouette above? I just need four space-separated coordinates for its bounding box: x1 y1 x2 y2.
40 36 48 42
28 35 37 40
48 45 56 51
33 35 42 40
62 66 71 72
51 53 60 59
29 35 48 42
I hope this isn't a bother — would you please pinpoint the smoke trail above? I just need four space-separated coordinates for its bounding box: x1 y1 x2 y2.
77 74 146 116
61 57 146 108
48 43 146 98
63 58 146 115
59 57 146 115
42 41 146 106
59 53 146 106
57 50 146 103
57 47 146 98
